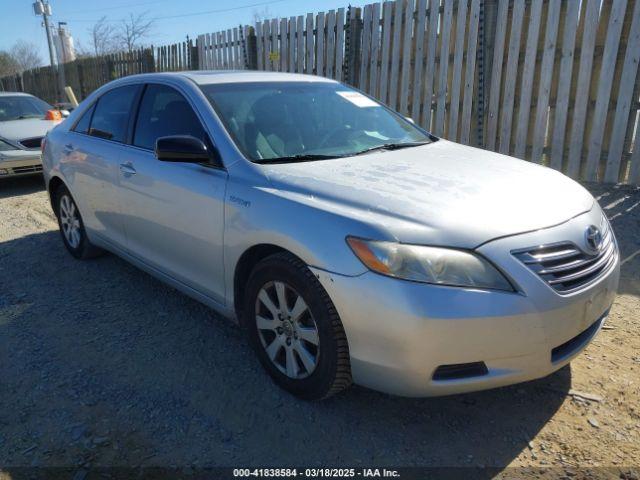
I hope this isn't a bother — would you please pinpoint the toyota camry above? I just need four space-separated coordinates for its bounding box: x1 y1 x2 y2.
41 71 619 399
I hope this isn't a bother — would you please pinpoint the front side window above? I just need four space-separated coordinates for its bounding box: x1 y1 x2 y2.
133 84 208 150
89 85 139 143
201 82 432 163
0 95 52 122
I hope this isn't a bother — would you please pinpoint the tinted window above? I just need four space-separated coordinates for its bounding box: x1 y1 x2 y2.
133 84 208 150
90 85 139 142
73 103 95 134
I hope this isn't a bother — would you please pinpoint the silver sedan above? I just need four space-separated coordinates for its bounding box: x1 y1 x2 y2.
42 72 619 399
0 92 62 177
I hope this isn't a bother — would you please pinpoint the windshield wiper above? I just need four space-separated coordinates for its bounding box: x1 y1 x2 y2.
16 114 44 120
255 141 431 163
352 141 431 156
255 153 347 164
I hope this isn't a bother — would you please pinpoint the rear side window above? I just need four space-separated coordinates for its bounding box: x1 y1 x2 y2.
133 84 208 150
73 104 95 134
89 85 139 142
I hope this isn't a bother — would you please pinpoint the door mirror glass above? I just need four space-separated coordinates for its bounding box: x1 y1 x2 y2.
155 135 212 163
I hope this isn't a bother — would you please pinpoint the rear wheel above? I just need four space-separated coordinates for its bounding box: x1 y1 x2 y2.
54 185 103 259
244 252 352 400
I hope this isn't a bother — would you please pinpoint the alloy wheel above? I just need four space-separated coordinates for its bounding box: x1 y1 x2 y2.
59 194 81 249
255 280 320 379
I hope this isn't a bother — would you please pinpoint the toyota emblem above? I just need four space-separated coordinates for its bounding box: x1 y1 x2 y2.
585 225 603 253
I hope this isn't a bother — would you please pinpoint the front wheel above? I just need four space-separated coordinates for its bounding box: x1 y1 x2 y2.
54 185 103 259
244 252 352 400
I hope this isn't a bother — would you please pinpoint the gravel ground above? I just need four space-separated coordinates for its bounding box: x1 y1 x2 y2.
0 176 638 475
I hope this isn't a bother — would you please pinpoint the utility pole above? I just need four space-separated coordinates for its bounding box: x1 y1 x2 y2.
33 0 63 101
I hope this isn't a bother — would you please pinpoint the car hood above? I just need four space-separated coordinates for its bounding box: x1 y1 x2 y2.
260 140 594 248
0 118 60 142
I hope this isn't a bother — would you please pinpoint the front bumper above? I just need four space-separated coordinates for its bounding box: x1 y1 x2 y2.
311 207 620 397
0 151 43 177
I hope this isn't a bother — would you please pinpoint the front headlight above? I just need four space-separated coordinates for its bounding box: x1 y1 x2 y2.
347 237 514 291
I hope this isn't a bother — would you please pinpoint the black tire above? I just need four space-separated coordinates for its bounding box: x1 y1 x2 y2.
243 252 352 400
53 184 103 260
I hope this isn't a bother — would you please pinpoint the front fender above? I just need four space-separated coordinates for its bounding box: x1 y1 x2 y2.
222 181 393 308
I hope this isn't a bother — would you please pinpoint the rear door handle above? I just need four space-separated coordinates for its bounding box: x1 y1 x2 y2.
119 162 137 176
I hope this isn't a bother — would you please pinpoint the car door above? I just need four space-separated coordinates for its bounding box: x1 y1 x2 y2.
117 83 228 304
66 85 141 248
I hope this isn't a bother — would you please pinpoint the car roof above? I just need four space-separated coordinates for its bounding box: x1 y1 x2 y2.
113 70 339 86
0 92 37 97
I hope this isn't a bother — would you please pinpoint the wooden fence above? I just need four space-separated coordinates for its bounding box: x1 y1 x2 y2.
65 48 155 101
0 40 196 104
357 0 481 144
253 9 347 81
2 0 639 185
482 0 640 184
1 66 59 106
155 40 198 72
197 26 251 70
246 0 640 185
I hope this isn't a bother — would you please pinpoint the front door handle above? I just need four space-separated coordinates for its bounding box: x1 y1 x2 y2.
119 162 137 176
63 143 74 153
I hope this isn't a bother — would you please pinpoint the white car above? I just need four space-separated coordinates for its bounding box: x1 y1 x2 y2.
42 72 619 399
0 92 62 177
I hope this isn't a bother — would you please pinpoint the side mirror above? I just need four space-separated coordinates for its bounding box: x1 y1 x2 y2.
60 109 70 118
155 135 213 163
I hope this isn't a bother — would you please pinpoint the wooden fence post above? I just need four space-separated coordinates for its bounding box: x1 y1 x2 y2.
145 47 156 72
188 40 198 70
245 26 258 70
77 62 86 100
345 6 363 87
107 56 116 81
478 0 499 148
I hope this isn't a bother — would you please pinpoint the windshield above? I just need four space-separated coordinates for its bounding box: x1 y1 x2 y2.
0 95 52 122
201 82 433 163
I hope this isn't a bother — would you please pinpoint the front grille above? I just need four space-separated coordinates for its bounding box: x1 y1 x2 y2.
18 137 44 150
512 221 617 294
11 165 43 174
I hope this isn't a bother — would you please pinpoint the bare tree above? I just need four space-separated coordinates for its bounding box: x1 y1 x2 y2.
116 12 154 52
252 6 273 24
88 16 117 56
9 41 43 73
72 39 93 59
0 51 20 77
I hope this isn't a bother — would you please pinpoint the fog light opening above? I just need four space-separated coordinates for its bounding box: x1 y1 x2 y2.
432 362 489 381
